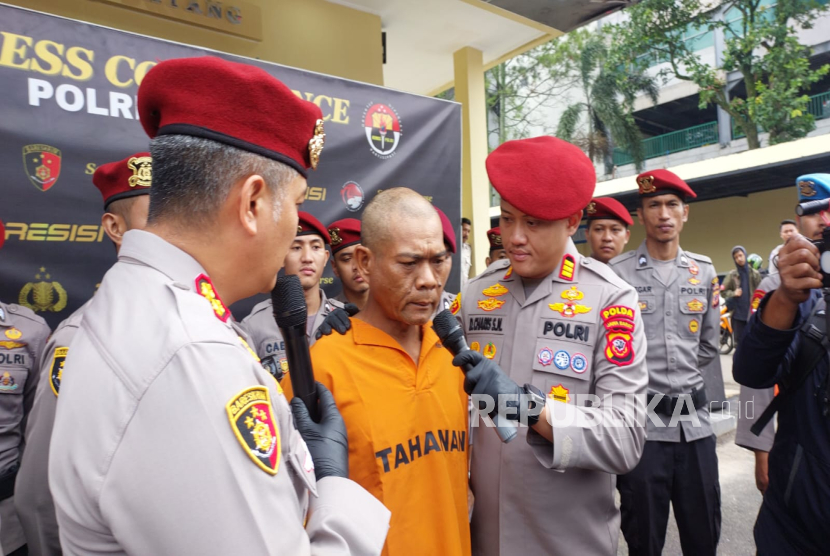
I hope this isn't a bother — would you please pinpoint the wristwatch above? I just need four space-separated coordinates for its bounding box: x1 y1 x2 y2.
522 383 546 426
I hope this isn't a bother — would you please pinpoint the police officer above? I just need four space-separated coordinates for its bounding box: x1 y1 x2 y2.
733 173 830 555
435 208 459 314
609 169 721 556
15 153 152 556
484 227 507 267
0 219 51 556
241 212 345 381
48 56 389 555
329 218 368 309
453 136 648 556
585 197 632 264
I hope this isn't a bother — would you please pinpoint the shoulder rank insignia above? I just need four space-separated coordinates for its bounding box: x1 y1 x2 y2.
686 299 705 313
226 386 281 475
503 266 513 280
750 289 765 314
549 384 570 404
477 298 505 312
195 274 230 323
688 261 699 276
638 254 647 267
600 305 635 367
558 254 575 281
450 293 461 315
482 283 508 297
50 347 68 396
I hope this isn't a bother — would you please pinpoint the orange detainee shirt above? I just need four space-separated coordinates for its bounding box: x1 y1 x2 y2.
284 318 471 556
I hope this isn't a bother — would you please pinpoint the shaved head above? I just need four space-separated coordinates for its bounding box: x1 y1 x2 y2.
362 188 441 253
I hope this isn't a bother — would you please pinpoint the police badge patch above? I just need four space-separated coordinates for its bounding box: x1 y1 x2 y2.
50 347 68 396
226 386 281 475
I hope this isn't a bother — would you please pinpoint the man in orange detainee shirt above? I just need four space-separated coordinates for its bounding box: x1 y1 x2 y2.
283 188 470 556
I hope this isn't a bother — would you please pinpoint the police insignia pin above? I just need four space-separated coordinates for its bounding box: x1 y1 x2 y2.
329 227 342 247
799 180 817 198
477 298 505 312
688 319 699 334
686 299 705 313
483 342 497 359
638 255 647 267
549 384 570 404
49 346 68 396
4 328 22 340
226 386 281 475
127 155 152 188
308 119 326 170
503 266 514 280
482 283 508 297
470 341 481 352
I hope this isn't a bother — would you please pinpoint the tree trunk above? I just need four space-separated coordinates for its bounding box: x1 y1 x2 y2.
745 124 761 149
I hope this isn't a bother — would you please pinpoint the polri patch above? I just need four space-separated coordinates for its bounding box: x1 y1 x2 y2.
226 386 281 475
49 346 68 396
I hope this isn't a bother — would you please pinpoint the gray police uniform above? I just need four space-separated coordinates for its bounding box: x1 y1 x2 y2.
16 301 89 556
433 290 457 320
0 300 50 554
610 240 721 555
240 291 343 382
48 230 390 555
735 273 780 452
461 240 648 556
333 292 349 306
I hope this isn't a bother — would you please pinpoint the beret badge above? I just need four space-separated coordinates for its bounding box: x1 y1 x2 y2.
586 201 597 215
799 180 817 197
127 156 152 188
308 119 326 170
637 175 656 194
329 227 342 247
488 232 502 246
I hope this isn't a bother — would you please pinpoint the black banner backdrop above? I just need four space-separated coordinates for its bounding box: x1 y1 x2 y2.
0 4 462 329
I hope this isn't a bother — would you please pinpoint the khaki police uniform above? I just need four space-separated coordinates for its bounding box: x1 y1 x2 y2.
0 300 50 554
16 301 88 556
49 230 390 555
240 292 343 382
610 240 721 555
460 240 648 556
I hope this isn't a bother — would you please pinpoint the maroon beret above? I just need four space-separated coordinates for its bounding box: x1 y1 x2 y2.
297 211 330 244
435 207 457 254
328 218 361 254
0 219 5 251
137 56 325 177
585 197 633 226
486 136 596 221
636 169 696 199
486 227 503 251
93 152 152 210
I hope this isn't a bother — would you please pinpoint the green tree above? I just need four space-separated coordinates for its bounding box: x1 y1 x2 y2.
555 28 659 173
618 0 829 149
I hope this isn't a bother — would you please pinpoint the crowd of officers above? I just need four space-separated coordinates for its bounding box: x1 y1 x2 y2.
0 54 826 556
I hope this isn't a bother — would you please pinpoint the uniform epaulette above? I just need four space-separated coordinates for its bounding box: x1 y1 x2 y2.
327 297 345 310
467 259 510 286
4 303 49 328
685 251 713 265
608 250 637 267
579 256 630 291
244 298 273 320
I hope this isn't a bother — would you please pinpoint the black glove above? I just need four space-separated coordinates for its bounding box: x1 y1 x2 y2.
315 303 360 339
290 382 349 480
452 350 523 421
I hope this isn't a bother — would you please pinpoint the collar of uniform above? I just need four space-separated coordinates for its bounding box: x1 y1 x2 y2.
634 240 691 270
352 318 439 361
118 230 210 293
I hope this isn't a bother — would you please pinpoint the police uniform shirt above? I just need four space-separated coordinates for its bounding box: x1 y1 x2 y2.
609 240 720 442
460 239 648 556
241 290 343 381
48 230 390 555
15 301 88 556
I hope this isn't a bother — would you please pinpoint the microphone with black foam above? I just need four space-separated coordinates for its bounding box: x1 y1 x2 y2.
433 309 517 443
272 275 319 422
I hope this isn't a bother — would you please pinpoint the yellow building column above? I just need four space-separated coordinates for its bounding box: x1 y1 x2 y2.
453 46 490 277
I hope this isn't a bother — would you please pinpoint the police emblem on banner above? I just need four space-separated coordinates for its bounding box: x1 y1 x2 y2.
50 346 68 396
22 144 62 192
19 267 68 313
363 103 402 159
226 386 281 475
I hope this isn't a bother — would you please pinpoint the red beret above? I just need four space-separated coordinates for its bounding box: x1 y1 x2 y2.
0 219 5 251
297 212 330 244
328 218 361 254
434 208 457 254
585 197 633 226
138 56 324 177
636 169 696 199
487 227 503 251
93 152 152 210
486 136 595 221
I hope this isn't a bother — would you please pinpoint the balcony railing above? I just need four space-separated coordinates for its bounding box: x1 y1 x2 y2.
613 121 719 167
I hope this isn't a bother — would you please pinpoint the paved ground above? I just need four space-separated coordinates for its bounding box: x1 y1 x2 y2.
618 354 763 554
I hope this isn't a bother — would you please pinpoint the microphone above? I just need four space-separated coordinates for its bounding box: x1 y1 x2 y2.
433 309 517 444
272 275 319 422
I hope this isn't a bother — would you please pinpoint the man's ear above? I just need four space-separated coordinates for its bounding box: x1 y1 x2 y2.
566 210 583 235
354 245 372 278
237 174 268 236
485 256 492 266
101 212 127 249
682 203 690 223
636 208 645 226
624 228 631 245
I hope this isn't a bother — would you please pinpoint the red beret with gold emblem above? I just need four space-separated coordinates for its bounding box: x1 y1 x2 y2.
486 136 596 221
137 56 325 177
635 169 696 200
297 211 331 244
487 227 502 252
327 218 361 254
435 208 457 254
93 152 152 210
585 197 633 226
0 219 5 251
